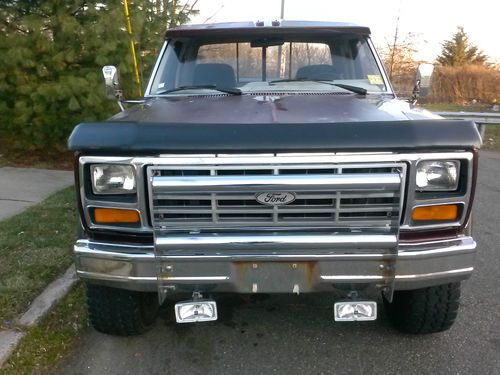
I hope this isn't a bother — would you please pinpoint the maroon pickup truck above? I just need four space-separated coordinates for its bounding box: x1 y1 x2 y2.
68 21 481 336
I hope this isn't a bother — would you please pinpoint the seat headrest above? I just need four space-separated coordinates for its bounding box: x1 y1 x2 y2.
193 63 236 87
295 64 338 80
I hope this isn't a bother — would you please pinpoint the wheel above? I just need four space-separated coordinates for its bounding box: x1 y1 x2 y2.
86 283 159 336
384 282 461 334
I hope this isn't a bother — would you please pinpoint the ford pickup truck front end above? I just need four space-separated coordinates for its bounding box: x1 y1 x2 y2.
68 21 481 335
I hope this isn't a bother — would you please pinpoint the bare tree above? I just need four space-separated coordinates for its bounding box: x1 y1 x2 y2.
380 32 419 96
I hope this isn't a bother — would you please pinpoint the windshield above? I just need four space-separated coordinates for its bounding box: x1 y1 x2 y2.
148 34 387 95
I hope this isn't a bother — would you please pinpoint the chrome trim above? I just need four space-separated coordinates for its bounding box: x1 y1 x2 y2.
144 41 167 97
148 162 405 230
367 37 394 95
321 275 384 280
159 253 395 260
155 234 397 251
395 267 474 280
164 276 230 281
151 173 401 192
81 240 154 252
79 157 151 233
78 151 473 233
74 236 476 292
399 236 476 256
75 241 155 259
321 268 474 282
400 152 473 230
398 237 476 257
79 152 473 166
77 271 156 282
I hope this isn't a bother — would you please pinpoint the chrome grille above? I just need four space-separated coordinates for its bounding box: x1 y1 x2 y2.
148 162 405 230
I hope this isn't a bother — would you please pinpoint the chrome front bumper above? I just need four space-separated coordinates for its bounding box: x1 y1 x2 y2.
74 234 476 293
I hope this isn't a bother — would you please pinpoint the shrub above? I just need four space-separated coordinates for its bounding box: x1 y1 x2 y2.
428 64 500 104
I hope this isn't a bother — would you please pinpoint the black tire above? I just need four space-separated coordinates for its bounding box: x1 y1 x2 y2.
86 284 159 336
384 282 461 334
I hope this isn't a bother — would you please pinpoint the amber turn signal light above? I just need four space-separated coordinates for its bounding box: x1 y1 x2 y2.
412 204 458 221
94 208 140 224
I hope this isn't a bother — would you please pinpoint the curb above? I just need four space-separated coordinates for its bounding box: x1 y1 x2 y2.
18 266 78 327
0 330 25 368
0 265 78 367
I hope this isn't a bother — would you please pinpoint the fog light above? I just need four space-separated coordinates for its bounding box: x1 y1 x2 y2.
334 301 377 321
175 300 218 323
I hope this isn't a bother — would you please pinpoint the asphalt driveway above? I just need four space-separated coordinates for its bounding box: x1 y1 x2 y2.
54 151 500 375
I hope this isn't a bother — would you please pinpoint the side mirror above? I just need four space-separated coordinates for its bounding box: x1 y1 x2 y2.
411 63 434 105
102 65 123 100
416 63 434 92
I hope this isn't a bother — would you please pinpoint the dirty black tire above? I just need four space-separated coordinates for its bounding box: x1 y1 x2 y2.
384 283 461 334
86 283 159 336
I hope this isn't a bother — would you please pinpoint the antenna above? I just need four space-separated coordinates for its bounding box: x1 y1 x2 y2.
203 5 224 24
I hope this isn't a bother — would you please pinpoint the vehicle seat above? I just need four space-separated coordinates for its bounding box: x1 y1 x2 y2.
193 63 237 87
295 64 338 80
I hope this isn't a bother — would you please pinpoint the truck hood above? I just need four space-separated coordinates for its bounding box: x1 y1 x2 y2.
68 94 481 153
109 94 440 124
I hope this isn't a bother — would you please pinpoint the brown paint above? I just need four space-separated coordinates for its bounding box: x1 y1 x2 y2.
234 261 249 287
303 261 317 287
381 261 394 281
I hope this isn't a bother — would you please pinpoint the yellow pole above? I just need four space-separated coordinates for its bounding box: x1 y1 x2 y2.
123 0 142 97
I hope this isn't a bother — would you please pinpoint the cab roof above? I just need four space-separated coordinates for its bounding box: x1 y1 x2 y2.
165 20 371 38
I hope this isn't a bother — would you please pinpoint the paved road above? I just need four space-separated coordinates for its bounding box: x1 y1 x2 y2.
54 152 500 375
0 167 73 221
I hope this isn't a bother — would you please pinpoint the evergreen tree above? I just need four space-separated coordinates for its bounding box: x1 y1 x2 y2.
0 0 197 152
437 26 487 66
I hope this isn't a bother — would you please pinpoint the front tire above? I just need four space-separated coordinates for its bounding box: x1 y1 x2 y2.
384 282 461 334
86 284 159 336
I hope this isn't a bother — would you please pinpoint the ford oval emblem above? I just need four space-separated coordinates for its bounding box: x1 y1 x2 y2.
255 192 296 206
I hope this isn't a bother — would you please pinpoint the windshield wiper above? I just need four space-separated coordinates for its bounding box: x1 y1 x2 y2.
331 83 367 96
268 79 367 95
156 85 241 95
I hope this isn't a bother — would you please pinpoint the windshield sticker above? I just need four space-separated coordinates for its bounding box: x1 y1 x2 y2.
158 82 165 88
367 75 384 85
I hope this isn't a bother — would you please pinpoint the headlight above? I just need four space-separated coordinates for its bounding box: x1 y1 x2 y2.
91 164 136 194
416 160 459 191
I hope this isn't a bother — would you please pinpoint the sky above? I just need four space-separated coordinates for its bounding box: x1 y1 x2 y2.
188 0 500 63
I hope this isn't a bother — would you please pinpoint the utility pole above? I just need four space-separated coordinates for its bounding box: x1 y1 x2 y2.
277 0 285 77
388 0 403 81
123 0 142 97
170 0 177 28
388 14 399 81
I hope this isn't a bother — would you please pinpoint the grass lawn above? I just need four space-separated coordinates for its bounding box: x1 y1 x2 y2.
420 103 495 113
0 187 87 375
0 188 76 327
3 284 88 374
483 126 500 150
